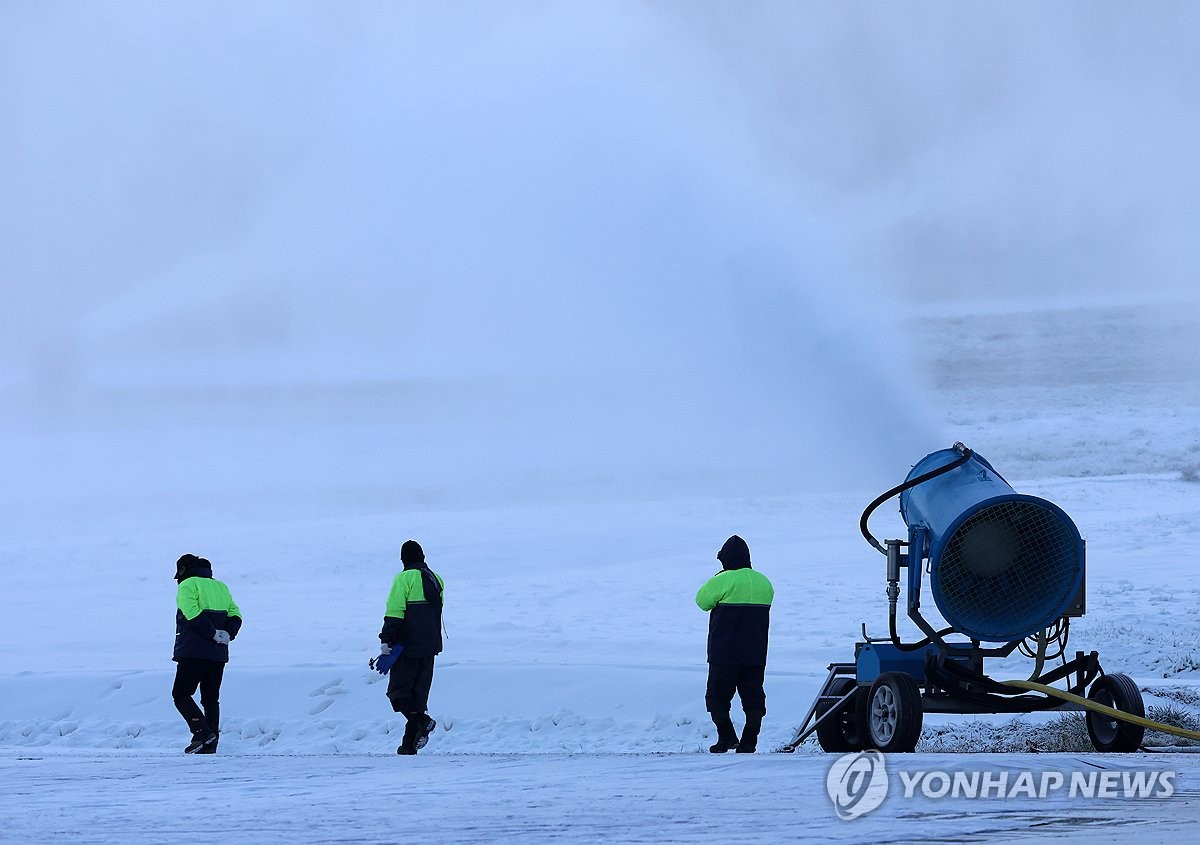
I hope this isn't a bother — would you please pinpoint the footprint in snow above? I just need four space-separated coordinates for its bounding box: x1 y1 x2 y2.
309 679 347 697
309 699 336 715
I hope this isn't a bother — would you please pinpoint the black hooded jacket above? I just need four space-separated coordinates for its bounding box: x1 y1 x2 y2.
173 564 243 663
695 536 774 665
379 560 445 657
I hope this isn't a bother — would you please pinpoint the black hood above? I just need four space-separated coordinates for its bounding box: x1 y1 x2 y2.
175 553 213 582
717 535 751 570
400 539 426 570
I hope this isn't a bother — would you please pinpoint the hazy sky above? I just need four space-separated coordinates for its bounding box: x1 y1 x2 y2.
5 2 1199 383
2 2 1198 501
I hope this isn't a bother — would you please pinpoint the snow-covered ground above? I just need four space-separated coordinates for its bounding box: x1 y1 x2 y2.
6 4 1200 839
2 299 1199 841
4 751 1199 844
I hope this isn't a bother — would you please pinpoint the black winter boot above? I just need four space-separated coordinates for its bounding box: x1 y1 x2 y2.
708 713 740 753
737 712 763 753
184 731 218 754
195 736 219 755
415 717 437 751
397 719 421 755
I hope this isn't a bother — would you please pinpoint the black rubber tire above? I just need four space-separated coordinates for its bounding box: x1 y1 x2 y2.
1086 673 1146 752
815 677 868 753
865 671 923 753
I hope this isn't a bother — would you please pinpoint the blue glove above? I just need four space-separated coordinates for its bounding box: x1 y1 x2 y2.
369 643 403 674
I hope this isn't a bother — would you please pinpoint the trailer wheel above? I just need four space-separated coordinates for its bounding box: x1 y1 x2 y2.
1086 673 1146 752
815 677 868 753
865 671 923 753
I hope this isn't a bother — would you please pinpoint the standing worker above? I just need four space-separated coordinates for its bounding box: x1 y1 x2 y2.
696 535 774 753
376 539 444 755
172 553 242 754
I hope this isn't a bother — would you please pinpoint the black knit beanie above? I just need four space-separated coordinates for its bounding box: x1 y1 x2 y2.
717 535 751 570
400 539 426 567
175 553 204 582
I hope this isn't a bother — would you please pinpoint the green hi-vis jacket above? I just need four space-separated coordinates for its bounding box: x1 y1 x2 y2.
696 566 774 665
379 566 445 657
174 572 242 663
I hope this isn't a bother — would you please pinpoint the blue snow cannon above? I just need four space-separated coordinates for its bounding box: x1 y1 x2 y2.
898 446 1085 643
790 443 1145 757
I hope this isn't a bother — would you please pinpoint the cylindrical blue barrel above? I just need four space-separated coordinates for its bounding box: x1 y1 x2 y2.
899 447 1084 643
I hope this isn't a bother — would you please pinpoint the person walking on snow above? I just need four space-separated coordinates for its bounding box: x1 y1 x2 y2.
172 553 242 754
378 539 444 755
696 535 774 753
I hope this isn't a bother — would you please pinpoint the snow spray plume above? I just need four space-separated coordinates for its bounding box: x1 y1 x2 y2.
36 4 1200 503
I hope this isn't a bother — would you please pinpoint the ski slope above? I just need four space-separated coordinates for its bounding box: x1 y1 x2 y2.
5 3 1200 841
2 301 1200 842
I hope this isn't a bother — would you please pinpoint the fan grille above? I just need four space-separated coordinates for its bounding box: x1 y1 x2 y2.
934 500 1081 641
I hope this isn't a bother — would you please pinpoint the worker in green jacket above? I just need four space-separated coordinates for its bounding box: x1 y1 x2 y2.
172 553 242 754
377 539 445 755
696 535 773 753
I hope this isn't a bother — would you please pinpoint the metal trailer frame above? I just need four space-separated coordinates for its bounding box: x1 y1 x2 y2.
786 646 1103 751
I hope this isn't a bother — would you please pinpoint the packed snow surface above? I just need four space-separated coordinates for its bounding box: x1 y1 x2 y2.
5 5 1200 840
3 302 1200 842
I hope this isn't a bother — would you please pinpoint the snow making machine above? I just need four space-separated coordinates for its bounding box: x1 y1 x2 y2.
788 442 1149 754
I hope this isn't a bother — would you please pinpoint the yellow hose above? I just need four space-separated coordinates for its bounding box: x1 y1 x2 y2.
1002 679 1200 742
